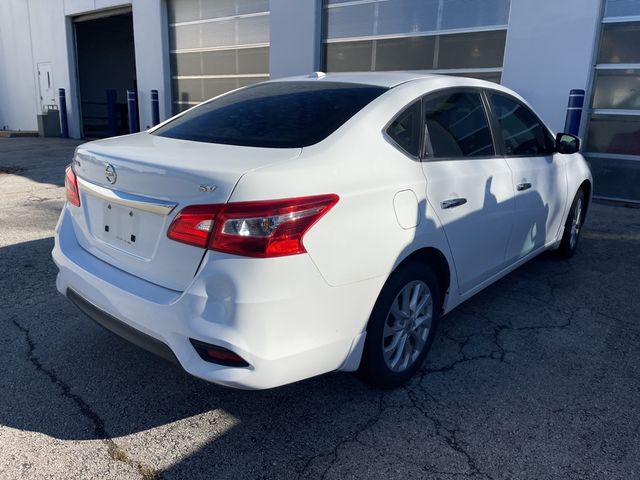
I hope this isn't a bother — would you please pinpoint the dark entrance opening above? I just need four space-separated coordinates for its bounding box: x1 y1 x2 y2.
74 10 137 138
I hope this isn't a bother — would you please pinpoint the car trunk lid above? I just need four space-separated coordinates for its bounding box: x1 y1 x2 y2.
70 132 301 291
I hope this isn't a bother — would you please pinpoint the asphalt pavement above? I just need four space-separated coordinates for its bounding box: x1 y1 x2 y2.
1 137 639 479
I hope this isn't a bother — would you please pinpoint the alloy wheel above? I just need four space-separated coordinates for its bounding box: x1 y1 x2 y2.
382 280 433 372
570 197 583 249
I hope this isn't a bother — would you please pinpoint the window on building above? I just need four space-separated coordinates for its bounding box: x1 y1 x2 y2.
604 0 640 18
386 101 422 157
586 115 640 156
167 0 270 114
322 0 510 83
489 94 555 156
584 0 640 202
424 91 495 158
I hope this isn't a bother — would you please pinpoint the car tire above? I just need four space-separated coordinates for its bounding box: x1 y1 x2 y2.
558 188 586 259
358 262 441 389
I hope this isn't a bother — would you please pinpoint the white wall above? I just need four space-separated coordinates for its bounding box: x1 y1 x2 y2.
131 0 171 129
30 0 82 137
63 0 130 16
269 0 322 78
63 0 170 136
501 0 602 133
0 0 133 137
1 0 604 137
0 0 38 131
0 0 169 138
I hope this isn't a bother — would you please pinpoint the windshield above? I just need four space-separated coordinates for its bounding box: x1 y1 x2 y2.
152 81 388 148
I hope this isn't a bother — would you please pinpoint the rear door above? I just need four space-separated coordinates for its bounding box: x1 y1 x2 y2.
486 92 567 261
421 89 515 294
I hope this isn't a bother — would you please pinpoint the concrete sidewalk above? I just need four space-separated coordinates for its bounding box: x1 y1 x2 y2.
1 137 639 479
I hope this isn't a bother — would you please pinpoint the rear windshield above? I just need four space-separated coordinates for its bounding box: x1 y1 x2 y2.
152 81 388 148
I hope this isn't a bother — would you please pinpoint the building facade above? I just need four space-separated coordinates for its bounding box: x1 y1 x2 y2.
0 0 638 202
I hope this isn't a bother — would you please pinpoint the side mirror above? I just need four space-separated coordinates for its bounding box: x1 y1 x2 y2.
556 133 580 154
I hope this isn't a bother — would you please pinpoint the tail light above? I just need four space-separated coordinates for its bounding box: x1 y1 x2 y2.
164 204 222 248
167 194 339 257
65 166 81 207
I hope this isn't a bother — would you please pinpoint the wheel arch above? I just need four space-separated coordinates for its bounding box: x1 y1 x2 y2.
396 246 451 314
578 178 592 218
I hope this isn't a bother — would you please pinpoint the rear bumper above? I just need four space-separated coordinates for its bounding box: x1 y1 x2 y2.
53 207 381 389
67 288 179 365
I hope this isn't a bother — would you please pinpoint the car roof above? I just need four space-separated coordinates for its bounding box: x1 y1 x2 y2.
266 72 546 133
269 71 441 88
268 71 518 94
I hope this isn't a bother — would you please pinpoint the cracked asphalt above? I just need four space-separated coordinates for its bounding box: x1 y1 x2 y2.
1 137 639 479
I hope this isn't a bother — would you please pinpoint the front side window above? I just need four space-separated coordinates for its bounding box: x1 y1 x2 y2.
489 94 555 156
386 101 422 157
153 81 387 148
423 91 495 158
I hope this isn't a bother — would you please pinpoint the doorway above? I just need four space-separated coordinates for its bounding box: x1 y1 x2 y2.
37 62 56 112
74 9 137 138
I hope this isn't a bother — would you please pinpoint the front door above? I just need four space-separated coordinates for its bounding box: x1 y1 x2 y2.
487 92 567 261
421 90 515 294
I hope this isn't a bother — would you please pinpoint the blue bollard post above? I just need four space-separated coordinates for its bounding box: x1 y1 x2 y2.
563 89 585 136
58 88 69 138
150 89 160 127
106 89 118 137
126 89 139 133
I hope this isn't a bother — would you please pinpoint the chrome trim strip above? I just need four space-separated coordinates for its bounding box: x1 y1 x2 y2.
170 42 269 54
595 63 640 70
324 25 508 43
169 11 269 28
77 177 177 216
173 73 269 80
602 15 640 24
591 108 640 116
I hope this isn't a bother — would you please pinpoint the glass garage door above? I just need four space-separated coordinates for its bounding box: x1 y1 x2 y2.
167 0 270 114
322 0 511 83
585 0 640 202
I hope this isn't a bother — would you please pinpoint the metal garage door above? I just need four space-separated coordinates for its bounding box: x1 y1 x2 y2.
322 0 511 84
167 0 270 114
584 0 640 203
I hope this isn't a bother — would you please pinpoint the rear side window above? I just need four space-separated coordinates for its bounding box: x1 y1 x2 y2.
386 101 422 157
423 91 495 158
152 81 388 148
489 94 555 156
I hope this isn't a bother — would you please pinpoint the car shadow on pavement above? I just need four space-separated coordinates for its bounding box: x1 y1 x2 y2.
0 138 83 187
1 204 639 479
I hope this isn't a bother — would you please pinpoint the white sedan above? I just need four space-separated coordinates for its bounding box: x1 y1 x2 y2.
53 73 592 389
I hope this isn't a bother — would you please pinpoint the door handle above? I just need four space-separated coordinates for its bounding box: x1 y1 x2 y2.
440 197 467 209
516 182 532 191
